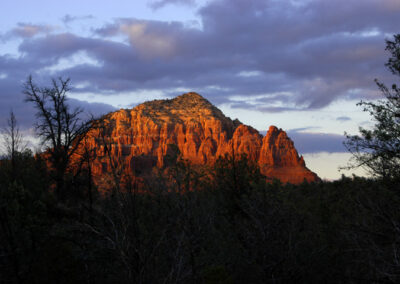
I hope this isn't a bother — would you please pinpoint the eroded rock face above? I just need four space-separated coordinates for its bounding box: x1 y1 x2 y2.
78 92 319 184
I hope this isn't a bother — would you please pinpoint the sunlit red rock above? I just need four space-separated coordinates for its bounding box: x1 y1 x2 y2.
75 92 319 185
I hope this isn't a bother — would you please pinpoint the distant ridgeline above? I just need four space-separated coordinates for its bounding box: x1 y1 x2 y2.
72 92 319 189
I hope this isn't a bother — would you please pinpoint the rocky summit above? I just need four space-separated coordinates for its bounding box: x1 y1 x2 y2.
77 92 319 185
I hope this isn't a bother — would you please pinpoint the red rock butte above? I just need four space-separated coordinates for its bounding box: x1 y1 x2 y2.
79 92 319 184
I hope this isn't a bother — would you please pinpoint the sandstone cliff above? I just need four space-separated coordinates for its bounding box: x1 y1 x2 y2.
78 92 319 185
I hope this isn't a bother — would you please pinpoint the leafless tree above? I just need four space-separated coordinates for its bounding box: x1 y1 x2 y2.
23 75 93 200
1 111 26 181
2 111 24 157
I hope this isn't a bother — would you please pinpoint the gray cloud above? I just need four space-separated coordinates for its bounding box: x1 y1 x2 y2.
287 131 347 154
67 98 116 119
85 0 399 107
337 116 352 122
148 0 196 10
61 14 94 24
1 0 400 129
1 23 54 42
0 54 115 129
260 127 346 154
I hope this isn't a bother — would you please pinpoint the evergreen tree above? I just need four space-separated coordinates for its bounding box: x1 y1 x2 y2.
344 34 400 179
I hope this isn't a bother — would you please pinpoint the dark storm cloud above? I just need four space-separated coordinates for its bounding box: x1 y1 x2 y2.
1 0 400 128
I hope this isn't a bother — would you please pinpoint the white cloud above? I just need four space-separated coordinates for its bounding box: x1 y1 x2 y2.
38 50 102 74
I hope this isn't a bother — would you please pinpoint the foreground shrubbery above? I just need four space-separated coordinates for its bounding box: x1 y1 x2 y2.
1 152 400 283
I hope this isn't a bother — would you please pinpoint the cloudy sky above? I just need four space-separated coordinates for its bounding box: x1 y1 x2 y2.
1 0 399 179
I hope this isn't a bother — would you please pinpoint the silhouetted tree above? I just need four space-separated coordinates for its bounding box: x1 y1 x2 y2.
1 111 27 181
344 34 400 179
0 113 52 283
23 76 93 200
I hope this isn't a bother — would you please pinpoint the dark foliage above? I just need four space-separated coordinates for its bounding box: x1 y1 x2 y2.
1 145 400 283
344 34 400 179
